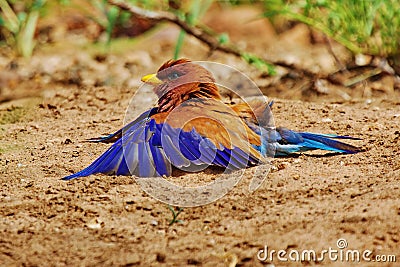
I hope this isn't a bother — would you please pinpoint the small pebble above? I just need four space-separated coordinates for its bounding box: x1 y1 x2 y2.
321 118 333 123
86 223 101 229
355 54 372 66
86 218 103 229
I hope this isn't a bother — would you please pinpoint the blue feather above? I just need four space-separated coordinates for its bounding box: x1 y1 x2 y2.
63 105 360 180
255 127 361 156
86 108 157 143
138 142 155 177
149 145 170 176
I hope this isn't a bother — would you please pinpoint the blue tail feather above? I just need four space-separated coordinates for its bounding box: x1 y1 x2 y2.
268 128 361 156
298 132 360 154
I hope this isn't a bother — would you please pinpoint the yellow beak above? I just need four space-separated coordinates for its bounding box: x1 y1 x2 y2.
141 73 163 84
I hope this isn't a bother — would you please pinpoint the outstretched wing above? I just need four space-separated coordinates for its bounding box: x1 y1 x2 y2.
63 112 172 179
63 100 265 180
86 108 158 143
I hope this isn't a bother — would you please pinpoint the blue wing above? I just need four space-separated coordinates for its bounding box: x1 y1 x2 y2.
63 111 262 180
85 108 158 143
63 113 171 179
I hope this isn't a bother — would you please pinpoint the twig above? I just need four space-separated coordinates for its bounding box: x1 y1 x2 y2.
107 0 391 90
108 1 324 76
343 68 382 87
107 0 308 73
108 0 242 57
325 35 347 72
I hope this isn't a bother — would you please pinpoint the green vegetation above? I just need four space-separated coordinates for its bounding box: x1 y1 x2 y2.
1 0 399 63
171 0 213 59
241 53 276 75
167 205 184 226
0 0 46 57
90 0 121 46
263 0 400 57
88 0 159 47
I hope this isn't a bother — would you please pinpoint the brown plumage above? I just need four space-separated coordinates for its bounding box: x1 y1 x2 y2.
150 59 222 112
63 58 360 180
148 59 263 160
151 97 263 158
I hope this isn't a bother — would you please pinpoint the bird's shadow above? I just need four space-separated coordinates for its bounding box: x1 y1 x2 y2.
171 165 226 177
295 149 365 158
302 152 346 158
164 150 365 178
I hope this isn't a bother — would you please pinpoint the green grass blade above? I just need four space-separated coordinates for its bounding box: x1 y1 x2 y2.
17 10 39 57
0 0 20 33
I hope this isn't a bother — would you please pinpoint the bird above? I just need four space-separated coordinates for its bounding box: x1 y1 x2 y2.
63 59 360 180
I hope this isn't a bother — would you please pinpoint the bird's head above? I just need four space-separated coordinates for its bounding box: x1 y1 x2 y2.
141 59 221 112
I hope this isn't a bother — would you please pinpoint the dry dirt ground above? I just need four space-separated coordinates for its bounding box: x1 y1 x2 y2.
1 6 400 267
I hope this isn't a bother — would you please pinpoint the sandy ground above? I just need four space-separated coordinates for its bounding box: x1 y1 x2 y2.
1 82 399 266
1 6 400 266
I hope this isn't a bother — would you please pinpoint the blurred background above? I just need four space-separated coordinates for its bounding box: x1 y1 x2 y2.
0 0 399 106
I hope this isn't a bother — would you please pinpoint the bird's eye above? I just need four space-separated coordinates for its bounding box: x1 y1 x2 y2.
167 72 180 80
